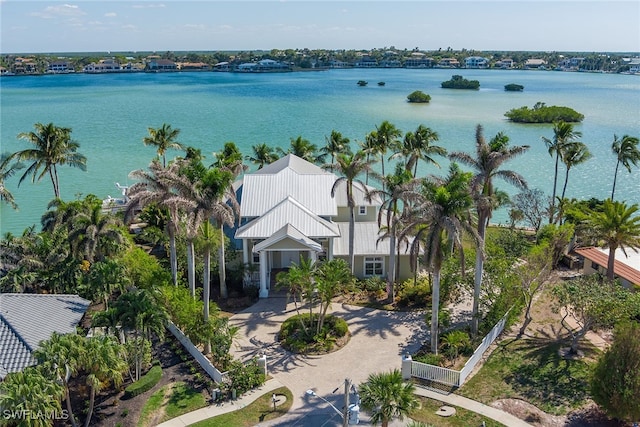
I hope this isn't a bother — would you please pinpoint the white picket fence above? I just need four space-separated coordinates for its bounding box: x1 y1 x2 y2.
406 310 510 388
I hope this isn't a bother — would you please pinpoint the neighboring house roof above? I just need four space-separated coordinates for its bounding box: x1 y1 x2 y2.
241 154 337 217
575 246 640 285
333 222 411 256
253 224 322 253
236 196 340 239
0 293 90 379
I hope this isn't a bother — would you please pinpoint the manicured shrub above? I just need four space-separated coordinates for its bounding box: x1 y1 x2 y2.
396 277 431 308
224 359 266 396
123 365 162 399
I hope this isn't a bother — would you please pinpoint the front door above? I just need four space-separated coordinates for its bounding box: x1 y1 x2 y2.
281 251 299 268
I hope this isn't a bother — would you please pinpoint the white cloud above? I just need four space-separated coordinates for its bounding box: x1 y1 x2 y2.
31 4 85 19
105 12 117 18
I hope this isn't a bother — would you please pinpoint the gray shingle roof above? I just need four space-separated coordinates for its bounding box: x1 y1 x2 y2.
0 293 90 379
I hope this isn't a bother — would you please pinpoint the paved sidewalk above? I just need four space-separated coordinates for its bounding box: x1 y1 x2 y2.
156 378 285 427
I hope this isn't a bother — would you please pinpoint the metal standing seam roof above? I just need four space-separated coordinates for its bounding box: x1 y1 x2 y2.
235 196 340 239
0 293 90 379
252 224 323 253
575 246 640 285
240 154 338 218
332 222 412 256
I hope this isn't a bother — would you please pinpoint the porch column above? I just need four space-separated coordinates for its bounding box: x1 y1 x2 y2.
259 251 269 298
328 238 334 260
309 250 317 264
242 239 249 265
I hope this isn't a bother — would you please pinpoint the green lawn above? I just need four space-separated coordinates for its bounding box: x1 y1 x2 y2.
190 386 293 427
137 382 207 426
459 337 598 415
409 397 506 427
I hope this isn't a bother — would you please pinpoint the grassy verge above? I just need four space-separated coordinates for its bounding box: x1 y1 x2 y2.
190 387 293 427
137 382 207 426
409 397 505 427
459 337 598 415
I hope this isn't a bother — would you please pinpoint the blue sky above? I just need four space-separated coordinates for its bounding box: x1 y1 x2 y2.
1 1 639 54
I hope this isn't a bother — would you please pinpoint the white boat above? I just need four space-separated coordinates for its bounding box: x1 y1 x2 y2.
102 182 129 213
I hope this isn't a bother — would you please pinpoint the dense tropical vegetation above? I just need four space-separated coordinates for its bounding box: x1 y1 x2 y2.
1 114 639 425
441 75 480 89
505 102 584 123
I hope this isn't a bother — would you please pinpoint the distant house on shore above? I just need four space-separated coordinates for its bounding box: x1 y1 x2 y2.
0 293 90 379
146 58 177 72
47 60 73 74
232 154 415 298
494 59 514 69
574 246 640 289
405 53 433 68
464 56 489 68
525 58 547 69
437 58 460 68
83 58 121 73
236 59 291 72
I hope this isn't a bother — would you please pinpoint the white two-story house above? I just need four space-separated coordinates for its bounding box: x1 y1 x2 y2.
232 154 414 297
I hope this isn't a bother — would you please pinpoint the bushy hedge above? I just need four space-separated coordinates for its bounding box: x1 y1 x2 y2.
124 365 162 399
441 75 480 89
279 313 349 353
504 102 584 123
396 276 431 308
407 90 431 103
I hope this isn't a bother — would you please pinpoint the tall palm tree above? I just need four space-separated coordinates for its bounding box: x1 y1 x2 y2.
560 141 591 201
34 333 85 427
402 164 477 353
246 143 279 169
359 132 378 185
143 123 184 167
358 369 418 427
587 199 640 282
372 120 402 183
211 141 247 177
321 130 351 171
68 202 126 262
81 336 127 427
199 220 218 354
330 151 377 273
541 121 582 223
126 159 193 286
278 135 322 163
4 122 87 199
392 125 445 177
0 367 65 427
368 164 417 301
611 134 640 200
449 125 529 335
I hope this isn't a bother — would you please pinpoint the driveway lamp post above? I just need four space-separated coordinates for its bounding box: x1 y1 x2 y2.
306 378 359 426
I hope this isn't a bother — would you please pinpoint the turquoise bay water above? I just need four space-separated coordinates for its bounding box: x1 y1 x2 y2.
1 69 639 234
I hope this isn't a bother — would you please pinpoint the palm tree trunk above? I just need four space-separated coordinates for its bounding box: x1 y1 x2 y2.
168 222 178 286
49 167 60 199
431 269 441 354
204 247 211 355
64 386 78 427
388 226 396 302
550 152 560 224
607 243 617 281
219 225 228 299
187 239 196 298
84 386 96 427
561 167 570 204
611 160 620 200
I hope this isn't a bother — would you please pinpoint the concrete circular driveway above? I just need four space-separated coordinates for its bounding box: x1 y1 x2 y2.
229 294 429 426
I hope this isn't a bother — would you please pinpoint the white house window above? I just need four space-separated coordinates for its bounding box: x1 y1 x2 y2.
364 256 384 277
253 252 260 264
358 206 367 215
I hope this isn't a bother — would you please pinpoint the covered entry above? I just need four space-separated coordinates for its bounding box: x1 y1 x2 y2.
252 224 323 298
